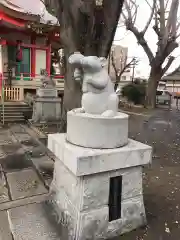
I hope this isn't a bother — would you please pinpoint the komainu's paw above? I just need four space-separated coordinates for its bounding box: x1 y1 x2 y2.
102 110 116 117
73 108 85 113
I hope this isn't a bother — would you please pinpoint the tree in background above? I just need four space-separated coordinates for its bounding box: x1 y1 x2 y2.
123 0 180 108
122 81 146 105
110 46 139 91
44 0 125 114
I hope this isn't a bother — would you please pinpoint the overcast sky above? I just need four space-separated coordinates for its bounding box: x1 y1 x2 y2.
114 0 180 78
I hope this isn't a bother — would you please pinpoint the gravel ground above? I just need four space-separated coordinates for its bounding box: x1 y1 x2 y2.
117 108 180 240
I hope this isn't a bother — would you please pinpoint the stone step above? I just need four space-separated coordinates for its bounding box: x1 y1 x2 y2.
0 105 29 108
0 107 31 111
7 203 61 240
0 103 32 123
0 110 31 116
1 120 25 124
0 103 31 108
1 117 24 120
0 112 24 116
0 117 25 123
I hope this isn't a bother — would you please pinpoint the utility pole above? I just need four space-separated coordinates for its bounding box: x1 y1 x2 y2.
131 57 138 83
132 64 135 83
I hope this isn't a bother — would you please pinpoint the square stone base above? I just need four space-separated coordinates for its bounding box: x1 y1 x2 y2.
32 98 61 123
48 134 152 240
37 88 58 98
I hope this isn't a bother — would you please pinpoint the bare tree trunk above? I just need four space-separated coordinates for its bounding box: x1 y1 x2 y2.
63 50 82 111
146 68 161 108
60 49 82 132
44 0 124 129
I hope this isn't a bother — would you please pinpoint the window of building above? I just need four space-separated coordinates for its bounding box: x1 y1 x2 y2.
16 48 31 80
121 76 126 81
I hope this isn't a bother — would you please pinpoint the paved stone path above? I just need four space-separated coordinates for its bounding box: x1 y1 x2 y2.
0 124 60 239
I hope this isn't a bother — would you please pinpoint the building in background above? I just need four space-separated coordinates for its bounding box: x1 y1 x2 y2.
107 45 133 92
162 66 180 95
0 0 64 101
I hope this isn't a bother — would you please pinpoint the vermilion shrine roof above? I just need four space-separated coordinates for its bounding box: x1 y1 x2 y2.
0 0 58 25
0 0 61 49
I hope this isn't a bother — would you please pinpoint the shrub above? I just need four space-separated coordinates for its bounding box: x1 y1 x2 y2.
121 82 146 105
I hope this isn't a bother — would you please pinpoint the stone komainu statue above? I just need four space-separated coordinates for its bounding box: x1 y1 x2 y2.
40 69 55 88
69 52 118 117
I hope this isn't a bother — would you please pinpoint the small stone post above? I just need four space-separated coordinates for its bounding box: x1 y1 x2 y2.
31 70 61 123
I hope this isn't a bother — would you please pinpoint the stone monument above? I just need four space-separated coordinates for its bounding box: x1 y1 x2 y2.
48 52 152 240
32 70 61 123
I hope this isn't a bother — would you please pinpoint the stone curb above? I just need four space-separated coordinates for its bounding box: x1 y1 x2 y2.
120 110 151 117
0 193 49 211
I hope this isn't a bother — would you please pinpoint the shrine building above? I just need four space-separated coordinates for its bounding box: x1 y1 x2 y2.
0 0 64 101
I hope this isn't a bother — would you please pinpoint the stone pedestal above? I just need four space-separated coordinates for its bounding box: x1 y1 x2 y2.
37 88 58 98
67 110 128 148
48 111 152 240
32 87 61 123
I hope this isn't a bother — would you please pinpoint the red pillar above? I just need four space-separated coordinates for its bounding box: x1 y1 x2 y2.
46 43 51 76
31 36 36 78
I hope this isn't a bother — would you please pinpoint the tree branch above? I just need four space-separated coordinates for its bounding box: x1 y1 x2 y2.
123 0 154 64
162 55 175 75
153 24 161 37
126 22 154 63
176 21 180 35
119 57 138 77
142 0 156 35
165 0 179 40
171 0 179 36
124 0 132 20
112 53 139 91
155 39 178 68
159 0 166 47
132 4 138 25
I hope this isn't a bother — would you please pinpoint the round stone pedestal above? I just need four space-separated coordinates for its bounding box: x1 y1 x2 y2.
66 109 129 149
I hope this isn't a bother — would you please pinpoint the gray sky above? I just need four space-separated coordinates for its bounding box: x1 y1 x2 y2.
114 0 180 78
